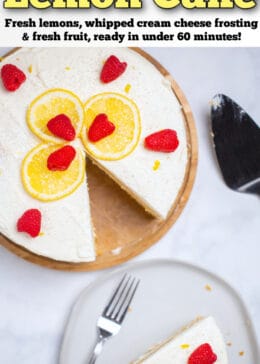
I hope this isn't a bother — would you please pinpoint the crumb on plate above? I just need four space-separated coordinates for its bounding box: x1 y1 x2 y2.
205 284 212 291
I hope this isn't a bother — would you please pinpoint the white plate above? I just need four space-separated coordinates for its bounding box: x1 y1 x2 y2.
60 259 259 364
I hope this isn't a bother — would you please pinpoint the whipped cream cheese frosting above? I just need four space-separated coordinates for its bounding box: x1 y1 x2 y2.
0 47 188 262
0 49 96 263
133 317 228 364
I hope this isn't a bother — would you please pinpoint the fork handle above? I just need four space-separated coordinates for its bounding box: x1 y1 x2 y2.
87 338 106 364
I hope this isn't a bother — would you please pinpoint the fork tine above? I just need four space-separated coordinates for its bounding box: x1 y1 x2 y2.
109 275 132 318
111 276 135 320
103 273 128 316
115 278 140 323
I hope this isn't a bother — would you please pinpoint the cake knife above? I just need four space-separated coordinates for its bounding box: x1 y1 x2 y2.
211 94 260 195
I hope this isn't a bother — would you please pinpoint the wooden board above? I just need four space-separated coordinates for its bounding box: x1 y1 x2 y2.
0 48 198 271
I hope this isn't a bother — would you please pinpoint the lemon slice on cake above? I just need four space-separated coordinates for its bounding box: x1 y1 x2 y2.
81 92 141 161
21 144 85 201
27 89 84 143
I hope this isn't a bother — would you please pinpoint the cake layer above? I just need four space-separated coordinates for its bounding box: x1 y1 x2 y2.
133 317 228 364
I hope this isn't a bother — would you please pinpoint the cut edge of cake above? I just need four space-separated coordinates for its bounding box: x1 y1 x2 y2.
88 127 191 222
89 158 165 220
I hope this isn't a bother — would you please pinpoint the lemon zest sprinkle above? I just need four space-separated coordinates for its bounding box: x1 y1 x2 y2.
205 284 212 291
153 160 160 171
180 344 190 349
124 84 131 93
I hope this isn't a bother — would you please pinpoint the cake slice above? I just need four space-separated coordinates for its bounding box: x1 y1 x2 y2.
133 317 228 364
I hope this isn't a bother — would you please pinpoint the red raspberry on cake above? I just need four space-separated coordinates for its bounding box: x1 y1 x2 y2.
100 55 127 83
47 145 76 171
88 113 116 142
188 343 217 364
17 209 41 238
145 129 179 153
47 114 76 141
1 64 26 92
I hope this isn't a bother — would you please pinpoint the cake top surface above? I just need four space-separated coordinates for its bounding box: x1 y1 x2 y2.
0 47 188 262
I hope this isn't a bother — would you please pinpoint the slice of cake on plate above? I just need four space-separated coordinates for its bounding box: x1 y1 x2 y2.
0 48 189 262
133 316 228 363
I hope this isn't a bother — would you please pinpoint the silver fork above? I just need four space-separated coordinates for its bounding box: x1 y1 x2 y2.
87 274 140 364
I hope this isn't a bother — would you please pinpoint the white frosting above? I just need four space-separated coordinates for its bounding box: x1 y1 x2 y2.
133 317 228 364
0 47 188 261
0 49 95 263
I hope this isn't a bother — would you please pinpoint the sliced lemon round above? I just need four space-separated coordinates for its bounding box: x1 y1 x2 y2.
21 144 85 202
27 89 84 143
81 92 141 161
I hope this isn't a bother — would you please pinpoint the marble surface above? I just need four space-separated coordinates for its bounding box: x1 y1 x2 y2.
0 47 259 364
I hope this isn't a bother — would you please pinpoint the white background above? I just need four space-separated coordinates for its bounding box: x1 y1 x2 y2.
0 47 259 363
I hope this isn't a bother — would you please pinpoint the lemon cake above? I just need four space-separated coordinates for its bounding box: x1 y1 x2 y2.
0 48 188 262
133 317 228 364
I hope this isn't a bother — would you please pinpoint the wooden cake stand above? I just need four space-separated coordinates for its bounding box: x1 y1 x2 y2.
0 48 198 271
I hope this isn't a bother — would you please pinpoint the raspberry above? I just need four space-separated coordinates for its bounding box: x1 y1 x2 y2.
17 209 41 238
47 114 76 141
100 55 127 83
188 343 218 364
1 64 26 92
88 113 116 142
144 129 179 153
47 145 76 171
